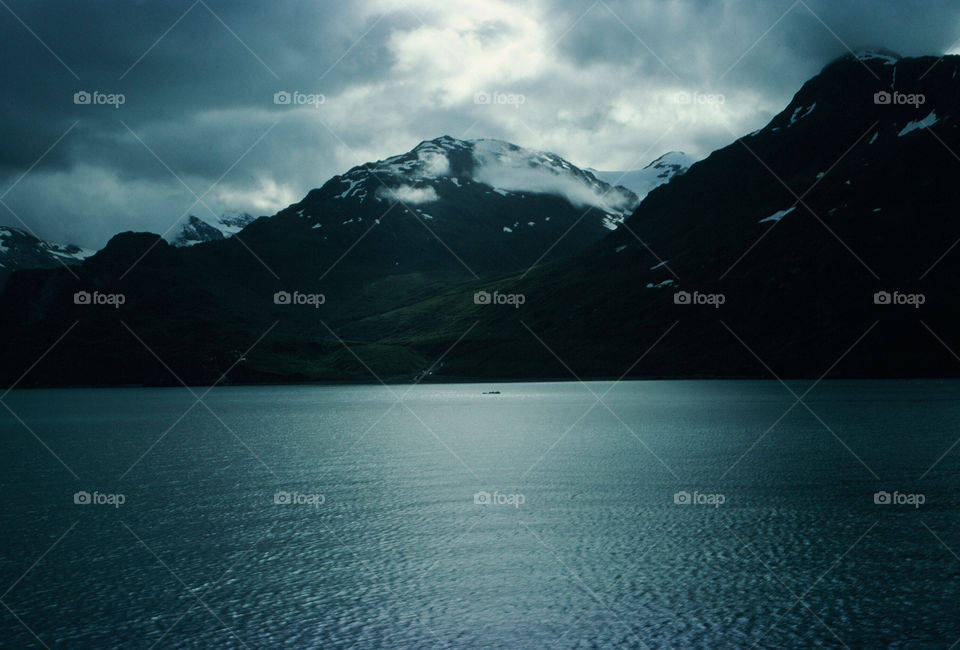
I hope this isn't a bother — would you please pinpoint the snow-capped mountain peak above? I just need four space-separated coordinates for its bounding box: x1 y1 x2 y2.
591 151 695 200
0 226 94 281
269 136 645 274
319 136 639 221
171 213 257 247
852 49 902 65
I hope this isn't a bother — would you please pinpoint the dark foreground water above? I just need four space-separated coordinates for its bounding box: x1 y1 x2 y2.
0 380 958 648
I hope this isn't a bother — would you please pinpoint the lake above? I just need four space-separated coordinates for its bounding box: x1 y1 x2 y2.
1 380 958 648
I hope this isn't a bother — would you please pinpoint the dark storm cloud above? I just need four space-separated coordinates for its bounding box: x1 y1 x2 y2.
0 0 958 247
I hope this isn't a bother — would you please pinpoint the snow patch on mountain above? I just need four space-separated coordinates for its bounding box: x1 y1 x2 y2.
855 50 900 65
898 111 938 137
592 151 694 201
759 207 795 223
789 103 816 125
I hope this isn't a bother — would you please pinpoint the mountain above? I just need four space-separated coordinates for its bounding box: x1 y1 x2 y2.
305 135 637 227
2 53 959 386
0 226 93 286
592 151 694 200
251 135 638 280
171 213 258 246
416 51 960 379
176 136 639 277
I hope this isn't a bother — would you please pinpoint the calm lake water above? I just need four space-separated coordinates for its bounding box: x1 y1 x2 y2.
0 380 958 648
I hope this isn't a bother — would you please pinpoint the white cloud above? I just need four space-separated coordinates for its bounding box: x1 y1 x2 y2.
416 150 450 177
313 0 788 174
383 0 549 105
379 184 440 204
471 140 635 213
207 176 300 217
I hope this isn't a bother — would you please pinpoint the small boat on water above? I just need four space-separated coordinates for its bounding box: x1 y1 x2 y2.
482 390 501 395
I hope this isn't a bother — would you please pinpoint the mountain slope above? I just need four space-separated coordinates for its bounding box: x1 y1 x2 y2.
416 51 960 379
0 226 93 286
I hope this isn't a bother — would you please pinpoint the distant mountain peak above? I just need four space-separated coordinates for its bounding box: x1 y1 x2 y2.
171 213 256 247
591 151 695 200
414 134 469 151
850 48 903 64
643 151 692 175
0 226 93 282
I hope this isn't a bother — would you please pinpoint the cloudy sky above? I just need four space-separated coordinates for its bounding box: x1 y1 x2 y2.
1 0 958 248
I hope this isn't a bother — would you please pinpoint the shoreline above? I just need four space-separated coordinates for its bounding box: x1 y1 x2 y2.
4 375 959 391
